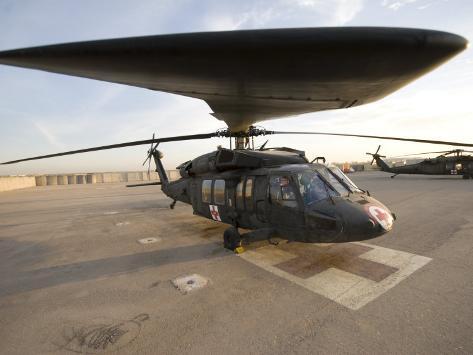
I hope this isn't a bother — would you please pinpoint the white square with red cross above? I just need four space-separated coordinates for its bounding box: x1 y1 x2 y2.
209 205 222 221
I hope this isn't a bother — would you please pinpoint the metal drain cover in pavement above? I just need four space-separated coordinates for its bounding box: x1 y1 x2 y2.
137 237 161 245
116 221 130 227
172 274 209 294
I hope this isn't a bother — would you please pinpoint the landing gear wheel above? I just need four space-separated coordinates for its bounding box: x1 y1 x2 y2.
223 227 241 251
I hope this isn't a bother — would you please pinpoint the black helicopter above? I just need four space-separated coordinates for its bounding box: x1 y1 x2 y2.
368 146 473 179
0 27 470 250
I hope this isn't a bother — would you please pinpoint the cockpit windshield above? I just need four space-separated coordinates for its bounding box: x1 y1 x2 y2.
327 166 362 193
316 167 351 196
297 166 355 205
297 171 335 205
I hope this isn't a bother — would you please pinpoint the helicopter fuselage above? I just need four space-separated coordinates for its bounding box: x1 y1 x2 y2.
158 148 395 243
373 154 473 178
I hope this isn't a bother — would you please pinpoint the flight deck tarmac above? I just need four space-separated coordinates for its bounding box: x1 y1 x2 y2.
0 171 472 354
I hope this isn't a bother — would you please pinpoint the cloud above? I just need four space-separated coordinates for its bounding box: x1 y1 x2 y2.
293 0 364 25
203 0 364 31
382 0 418 11
33 121 63 148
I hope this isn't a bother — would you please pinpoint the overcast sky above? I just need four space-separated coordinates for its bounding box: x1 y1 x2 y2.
0 0 472 175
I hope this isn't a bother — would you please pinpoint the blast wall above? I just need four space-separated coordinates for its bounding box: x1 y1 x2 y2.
0 170 178 192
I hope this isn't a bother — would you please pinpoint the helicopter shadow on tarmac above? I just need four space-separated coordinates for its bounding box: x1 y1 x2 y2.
0 239 230 298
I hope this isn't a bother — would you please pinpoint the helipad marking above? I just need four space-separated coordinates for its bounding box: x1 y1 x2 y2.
239 242 431 310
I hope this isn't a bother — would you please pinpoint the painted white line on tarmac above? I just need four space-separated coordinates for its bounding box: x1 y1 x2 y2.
239 242 431 310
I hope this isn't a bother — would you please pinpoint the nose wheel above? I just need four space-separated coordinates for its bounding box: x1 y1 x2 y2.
223 227 241 251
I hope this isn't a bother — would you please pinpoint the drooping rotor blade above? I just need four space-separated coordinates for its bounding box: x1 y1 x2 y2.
271 131 473 148
1 132 216 165
0 28 467 131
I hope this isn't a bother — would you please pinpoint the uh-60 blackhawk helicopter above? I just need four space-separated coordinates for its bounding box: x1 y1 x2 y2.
367 146 473 179
1 27 471 250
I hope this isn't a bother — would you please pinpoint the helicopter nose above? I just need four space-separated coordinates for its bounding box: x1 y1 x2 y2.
347 212 382 239
341 203 394 241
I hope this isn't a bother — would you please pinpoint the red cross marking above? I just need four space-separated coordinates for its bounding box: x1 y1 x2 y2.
375 209 388 221
275 243 398 282
209 205 221 221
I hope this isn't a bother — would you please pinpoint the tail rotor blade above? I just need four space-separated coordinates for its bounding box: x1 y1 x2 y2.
142 133 155 166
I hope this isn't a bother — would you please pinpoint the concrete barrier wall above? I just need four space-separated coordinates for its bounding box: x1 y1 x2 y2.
1 170 177 192
57 175 68 185
0 176 36 192
35 176 47 186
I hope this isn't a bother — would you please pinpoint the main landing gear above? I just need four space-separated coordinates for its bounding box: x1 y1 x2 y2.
223 226 242 251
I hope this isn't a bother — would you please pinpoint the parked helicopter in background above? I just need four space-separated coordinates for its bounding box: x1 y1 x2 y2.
367 146 473 179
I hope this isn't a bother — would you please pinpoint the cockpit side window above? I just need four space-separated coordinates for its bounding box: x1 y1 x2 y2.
269 175 298 208
236 179 244 210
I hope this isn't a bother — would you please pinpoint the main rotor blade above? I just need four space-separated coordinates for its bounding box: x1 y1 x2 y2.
271 131 473 147
1 132 216 165
391 149 473 158
391 150 454 158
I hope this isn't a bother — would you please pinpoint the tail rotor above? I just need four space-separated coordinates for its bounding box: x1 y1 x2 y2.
366 145 386 165
142 133 160 179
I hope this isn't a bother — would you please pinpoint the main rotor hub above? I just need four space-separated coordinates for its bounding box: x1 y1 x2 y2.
215 126 273 138
215 126 274 150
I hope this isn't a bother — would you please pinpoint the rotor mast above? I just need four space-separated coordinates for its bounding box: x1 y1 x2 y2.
234 136 248 150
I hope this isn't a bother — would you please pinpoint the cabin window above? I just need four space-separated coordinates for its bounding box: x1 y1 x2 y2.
245 177 254 212
455 163 462 171
236 180 244 209
269 175 298 208
202 179 212 203
214 179 225 205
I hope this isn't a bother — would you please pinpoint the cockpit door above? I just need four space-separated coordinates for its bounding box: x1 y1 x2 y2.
267 174 305 230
